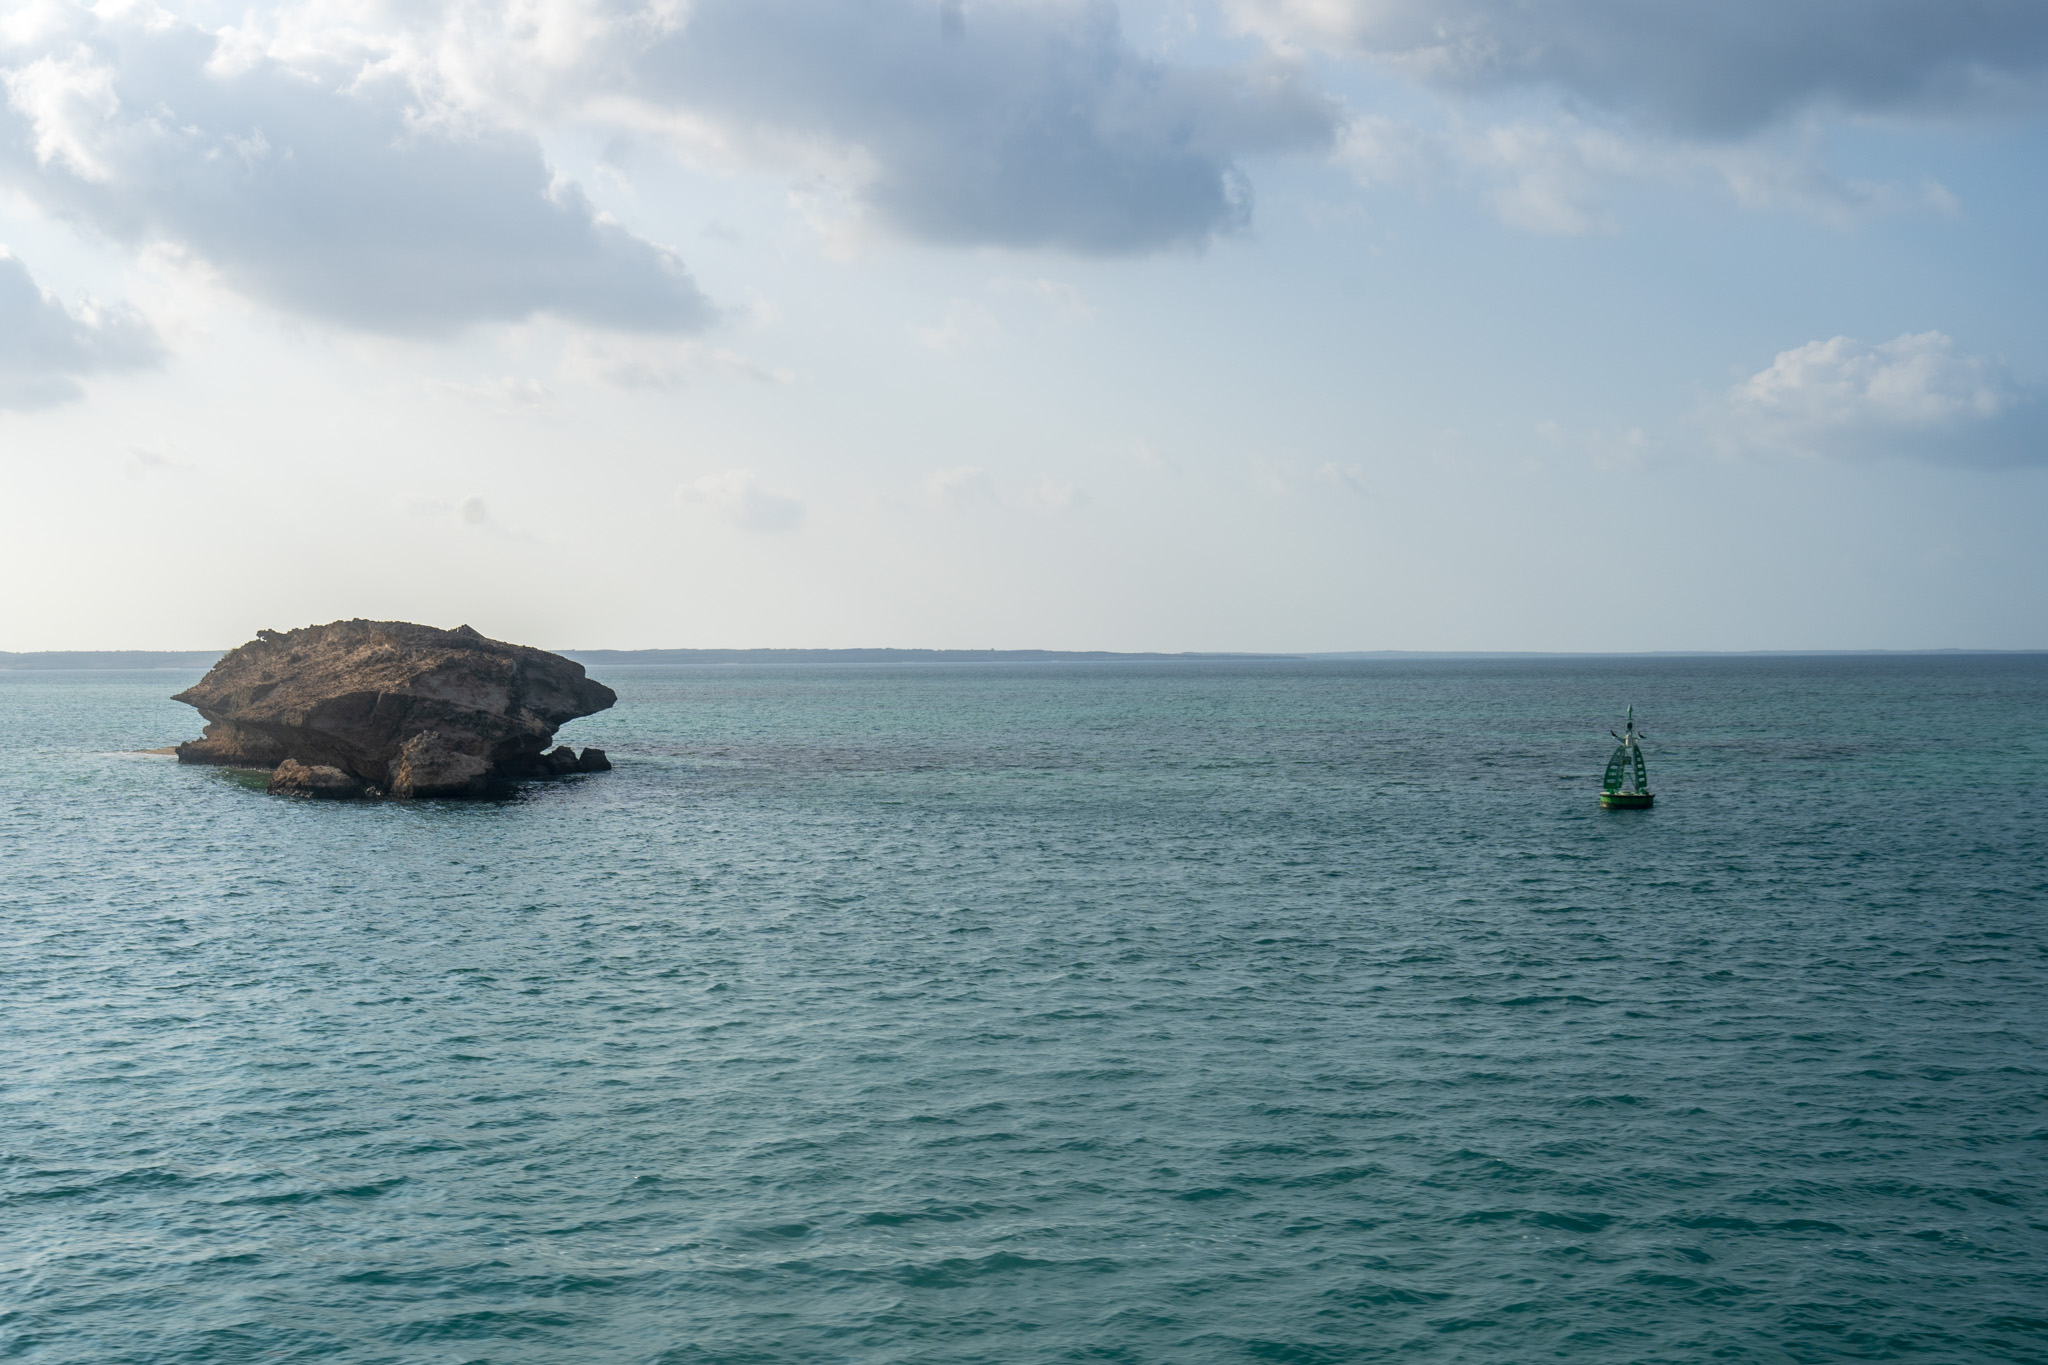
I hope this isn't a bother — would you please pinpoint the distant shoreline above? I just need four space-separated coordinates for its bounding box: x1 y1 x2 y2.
3 647 2043 671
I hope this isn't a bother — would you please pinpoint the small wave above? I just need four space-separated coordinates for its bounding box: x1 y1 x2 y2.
223 1176 407 1206
1528 1210 1617 1234
891 1251 1119 1289
384 1309 580 1344
857 1202 993 1226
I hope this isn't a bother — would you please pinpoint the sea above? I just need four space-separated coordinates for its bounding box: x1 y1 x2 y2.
2 655 2044 1364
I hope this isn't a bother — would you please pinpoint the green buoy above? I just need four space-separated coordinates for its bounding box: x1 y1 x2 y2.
1600 706 1654 809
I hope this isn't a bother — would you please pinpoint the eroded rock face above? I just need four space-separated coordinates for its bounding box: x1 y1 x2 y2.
175 620 615 798
268 759 368 799
389 731 492 799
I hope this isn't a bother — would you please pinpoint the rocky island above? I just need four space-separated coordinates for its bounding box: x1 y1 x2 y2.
174 620 615 798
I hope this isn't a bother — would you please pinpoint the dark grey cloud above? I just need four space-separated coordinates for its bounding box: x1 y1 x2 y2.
0 14 711 337
0 251 158 410
634 0 1340 252
1243 0 2048 135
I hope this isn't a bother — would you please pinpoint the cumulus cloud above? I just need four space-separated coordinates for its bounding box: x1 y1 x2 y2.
1234 0 2048 136
680 469 805 532
220 0 1340 256
0 248 158 409
1243 0 2039 230
0 0 1340 346
627 0 1340 252
0 8 712 337
1723 332 2046 467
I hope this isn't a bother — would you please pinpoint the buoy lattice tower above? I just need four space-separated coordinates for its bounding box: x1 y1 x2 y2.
1600 706 1654 809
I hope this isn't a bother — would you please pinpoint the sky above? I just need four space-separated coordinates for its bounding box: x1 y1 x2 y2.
2 0 2045 652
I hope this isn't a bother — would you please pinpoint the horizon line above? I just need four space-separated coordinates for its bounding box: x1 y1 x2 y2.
3 645 2046 671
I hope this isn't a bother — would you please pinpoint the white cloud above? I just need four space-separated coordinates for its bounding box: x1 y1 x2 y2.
0 7 713 338
1466 122 1646 235
1257 0 2014 232
1334 114 1446 192
680 469 806 532
0 0 1340 365
213 0 1340 256
627 0 1341 253
1338 111 1957 235
1232 0 2048 136
5 45 120 181
0 0 2020 338
1723 332 2046 467
0 248 158 410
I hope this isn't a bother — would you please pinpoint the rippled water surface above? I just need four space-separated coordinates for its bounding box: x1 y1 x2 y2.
4 657 2046 1364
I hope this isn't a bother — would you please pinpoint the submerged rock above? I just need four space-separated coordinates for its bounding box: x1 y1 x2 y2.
175 620 615 798
268 758 368 799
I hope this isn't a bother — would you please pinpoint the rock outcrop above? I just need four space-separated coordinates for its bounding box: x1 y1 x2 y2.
268 759 368 799
175 620 616 798
542 744 611 775
388 730 492 799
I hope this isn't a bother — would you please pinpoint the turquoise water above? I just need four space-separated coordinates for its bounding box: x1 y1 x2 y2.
3 657 2045 1363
